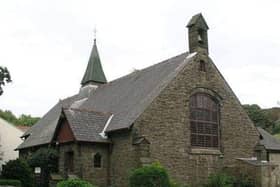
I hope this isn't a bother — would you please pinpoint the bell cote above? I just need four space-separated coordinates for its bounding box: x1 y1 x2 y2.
187 13 209 55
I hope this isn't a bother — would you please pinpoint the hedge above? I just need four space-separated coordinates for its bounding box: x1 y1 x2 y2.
56 179 96 187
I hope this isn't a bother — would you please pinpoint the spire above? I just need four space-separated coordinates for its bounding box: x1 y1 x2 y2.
81 35 107 87
187 13 209 54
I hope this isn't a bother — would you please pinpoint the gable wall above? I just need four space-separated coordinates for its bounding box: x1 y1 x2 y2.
133 53 259 186
57 120 75 143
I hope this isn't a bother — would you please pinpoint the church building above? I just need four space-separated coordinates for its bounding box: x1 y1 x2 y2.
17 14 259 187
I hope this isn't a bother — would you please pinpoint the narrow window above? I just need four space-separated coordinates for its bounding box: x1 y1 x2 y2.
190 93 219 148
94 153 102 168
199 60 206 72
198 29 204 44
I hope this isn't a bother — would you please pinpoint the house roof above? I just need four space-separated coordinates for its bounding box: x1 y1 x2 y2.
81 39 107 86
257 127 280 151
62 108 111 143
17 52 195 150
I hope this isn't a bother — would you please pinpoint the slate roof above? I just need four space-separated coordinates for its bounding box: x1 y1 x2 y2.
257 127 280 151
17 52 195 150
62 108 111 143
81 39 107 85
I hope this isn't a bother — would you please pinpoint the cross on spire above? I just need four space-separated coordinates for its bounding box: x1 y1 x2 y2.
94 27 97 44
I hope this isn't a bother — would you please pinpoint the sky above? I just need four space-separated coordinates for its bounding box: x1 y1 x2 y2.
0 0 280 117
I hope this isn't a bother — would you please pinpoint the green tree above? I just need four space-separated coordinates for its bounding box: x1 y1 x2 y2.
0 66 11 95
0 109 18 124
243 104 274 132
17 114 40 126
2 159 34 187
28 148 58 187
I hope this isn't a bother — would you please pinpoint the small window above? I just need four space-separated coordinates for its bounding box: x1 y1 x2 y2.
199 60 206 72
93 153 102 168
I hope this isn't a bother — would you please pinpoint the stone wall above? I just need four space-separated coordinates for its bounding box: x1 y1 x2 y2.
235 159 280 187
133 52 259 186
58 143 109 187
109 131 139 187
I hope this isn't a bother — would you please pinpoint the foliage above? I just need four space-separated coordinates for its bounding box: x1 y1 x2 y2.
0 66 11 96
17 114 40 126
272 120 280 134
243 104 274 132
56 179 95 187
234 174 254 187
129 162 171 187
28 148 58 172
203 171 254 187
170 179 189 187
1 159 34 187
0 109 40 126
0 179 21 186
28 148 58 187
0 109 18 124
203 172 234 187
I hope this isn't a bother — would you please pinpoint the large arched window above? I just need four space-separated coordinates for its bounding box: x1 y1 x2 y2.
190 93 219 148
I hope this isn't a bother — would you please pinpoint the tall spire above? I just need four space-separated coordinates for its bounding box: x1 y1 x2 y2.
81 33 107 87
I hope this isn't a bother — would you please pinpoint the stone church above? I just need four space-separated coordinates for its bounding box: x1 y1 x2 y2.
17 14 260 186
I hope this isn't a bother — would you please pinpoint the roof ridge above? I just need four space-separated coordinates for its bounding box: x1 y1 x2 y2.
98 52 188 88
63 107 112 116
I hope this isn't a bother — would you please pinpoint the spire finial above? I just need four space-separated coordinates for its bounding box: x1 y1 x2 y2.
94 27 97 45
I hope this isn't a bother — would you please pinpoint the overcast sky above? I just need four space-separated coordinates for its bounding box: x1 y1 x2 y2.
0 0 279 117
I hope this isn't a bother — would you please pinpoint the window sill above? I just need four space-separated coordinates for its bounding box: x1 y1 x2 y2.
189 148 222 155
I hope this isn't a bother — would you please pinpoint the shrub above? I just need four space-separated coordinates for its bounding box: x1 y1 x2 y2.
28 147 58 173
204 172 234 187
28 148 58 187
234 174 254 187
129 162 171 187
2 159 34 187
0 179 21 186
56 179 95 187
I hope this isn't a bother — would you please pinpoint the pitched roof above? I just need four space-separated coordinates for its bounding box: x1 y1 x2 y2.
81 39 107 86
257 127 280 151
17 52 195 150
187 13 209 29
17 95 78 150
62 108 111 143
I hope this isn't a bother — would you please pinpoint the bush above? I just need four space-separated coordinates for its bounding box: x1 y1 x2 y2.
0 179 21 186
56 179 95 187
204 172 234 187
28 148 58 187
234 174 254 187
129 162 171 187
2 159 34 187
204 171 254 187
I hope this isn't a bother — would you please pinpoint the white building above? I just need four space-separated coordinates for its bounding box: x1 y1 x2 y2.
0 118 24 171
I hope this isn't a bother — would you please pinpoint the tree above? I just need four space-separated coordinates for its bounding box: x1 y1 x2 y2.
243 104 274 132
17 114 40 126
0 66 11 96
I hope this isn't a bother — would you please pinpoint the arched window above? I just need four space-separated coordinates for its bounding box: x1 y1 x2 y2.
93 153 102 168
190 93 219 148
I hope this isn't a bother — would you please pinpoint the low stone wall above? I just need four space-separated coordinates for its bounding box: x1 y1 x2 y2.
235 158 280 187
